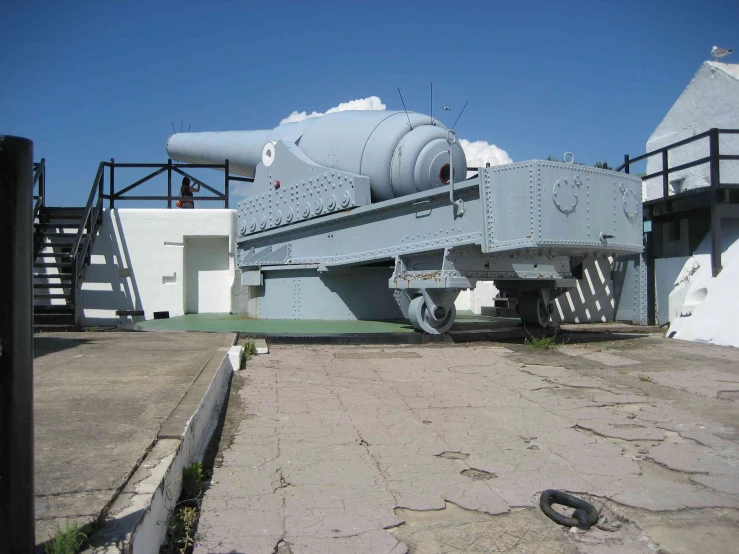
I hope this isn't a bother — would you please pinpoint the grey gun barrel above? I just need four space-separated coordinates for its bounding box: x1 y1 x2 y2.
166 110 467 201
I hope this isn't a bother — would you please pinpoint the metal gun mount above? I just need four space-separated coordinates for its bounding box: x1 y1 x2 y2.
167 110 643 334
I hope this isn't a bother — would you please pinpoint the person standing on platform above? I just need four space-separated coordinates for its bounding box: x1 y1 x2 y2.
178 177 200 209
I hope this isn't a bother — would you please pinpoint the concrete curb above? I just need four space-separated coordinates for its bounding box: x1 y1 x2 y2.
85 334 237 553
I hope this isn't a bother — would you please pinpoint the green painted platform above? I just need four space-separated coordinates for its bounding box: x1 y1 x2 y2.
134 312 528 344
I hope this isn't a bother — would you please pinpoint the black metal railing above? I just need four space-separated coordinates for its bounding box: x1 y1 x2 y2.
619 128 739 324
32 158 45 221
103 159 244 209
619 128 739 278
68 161 106 308
617 128 739 197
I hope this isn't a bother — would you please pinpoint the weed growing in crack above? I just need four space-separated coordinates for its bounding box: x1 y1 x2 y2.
243 340 256 359
525 331 558 350
162 462 205 554
45 522 88 554
523 324 569 350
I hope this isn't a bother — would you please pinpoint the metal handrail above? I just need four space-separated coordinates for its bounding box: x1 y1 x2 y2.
617 129 714 170
103 159 231 208
618 128 738 206
65 162 105 310
32 158 45 222
70 162 104 265
617 127 738 175
622 127 739 295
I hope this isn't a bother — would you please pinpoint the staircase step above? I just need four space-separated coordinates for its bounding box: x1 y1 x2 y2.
34 262 73 268
34 283 71 288
34 305 75 314
42 207 87 217
34 293 72 300
34 324 78 333
45 233 87 241
36 251 72 258
34 312 76 324
34 273 73 280
35 222 82 231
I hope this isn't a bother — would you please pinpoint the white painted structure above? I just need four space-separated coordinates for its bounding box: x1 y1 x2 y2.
644 61 739 202
643 60 739 345
455 281 500 314
80 209 236 326
668 220 739 347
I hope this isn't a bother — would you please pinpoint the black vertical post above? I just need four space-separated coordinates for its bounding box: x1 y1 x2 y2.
661 150 669 201
109 158 115 209
0 135 36 552
40 158 46 208
98 162 104 202
645 213 656 326
167 158 173 209
623 154 630 174
709 128 722 276
224 159 230 209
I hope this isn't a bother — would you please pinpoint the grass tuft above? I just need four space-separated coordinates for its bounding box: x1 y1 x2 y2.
181 462 204 501
45 522 87 554
525 334 558 350
243 340 256 358
162 462 206 554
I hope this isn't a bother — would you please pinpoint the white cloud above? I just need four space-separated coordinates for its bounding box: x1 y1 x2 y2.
459 139 512 168
280 96 387 124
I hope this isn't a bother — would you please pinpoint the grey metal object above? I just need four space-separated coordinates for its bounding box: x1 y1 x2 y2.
613 253 649 325
248 267 402 321
167 110 466 201
236 140 371 235
168 111 644 333
0 135 36 551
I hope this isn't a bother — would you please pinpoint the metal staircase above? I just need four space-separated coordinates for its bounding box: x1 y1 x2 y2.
32 161 104 332
34 208 89 331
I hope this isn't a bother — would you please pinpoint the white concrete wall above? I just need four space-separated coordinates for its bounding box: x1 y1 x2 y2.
80 209 236 326
655 256 691 325
644 62 739 202
455 281 500 314
667 219 739 347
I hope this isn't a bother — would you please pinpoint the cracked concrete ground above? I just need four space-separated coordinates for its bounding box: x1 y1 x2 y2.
197 334 739 554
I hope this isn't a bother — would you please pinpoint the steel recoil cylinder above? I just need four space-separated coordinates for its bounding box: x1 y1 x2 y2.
166 110 467 201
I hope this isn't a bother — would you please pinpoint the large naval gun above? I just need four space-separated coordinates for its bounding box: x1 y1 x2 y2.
167 110 643 333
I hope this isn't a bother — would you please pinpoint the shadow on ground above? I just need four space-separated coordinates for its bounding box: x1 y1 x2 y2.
34 336 92 358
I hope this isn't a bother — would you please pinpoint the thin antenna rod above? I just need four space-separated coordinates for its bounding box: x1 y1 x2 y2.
187 122 191 133
398 88 413 130
451 100 469 130
430 82 433 125
171 122 176 134
180 120 183 133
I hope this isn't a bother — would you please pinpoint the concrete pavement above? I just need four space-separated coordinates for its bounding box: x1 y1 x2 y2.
198 334 739 554
33 331 232 549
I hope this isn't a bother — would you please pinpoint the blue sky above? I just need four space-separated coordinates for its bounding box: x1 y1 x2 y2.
2 0 737 207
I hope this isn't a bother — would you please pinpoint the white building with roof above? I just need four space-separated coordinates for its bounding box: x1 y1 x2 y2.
644 61 739 202
645 60 739 347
